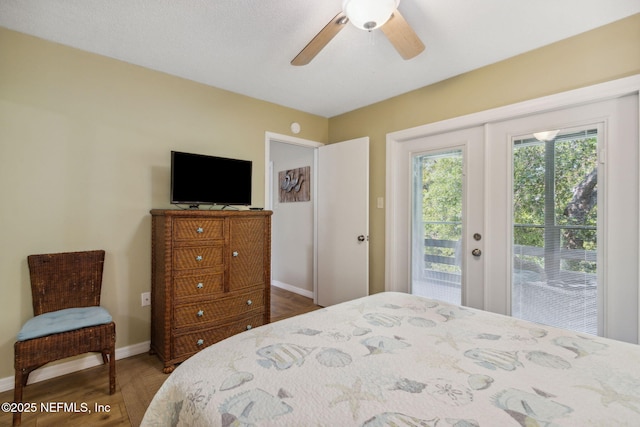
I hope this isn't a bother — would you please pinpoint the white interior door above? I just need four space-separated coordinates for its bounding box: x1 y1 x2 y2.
317 137 369 306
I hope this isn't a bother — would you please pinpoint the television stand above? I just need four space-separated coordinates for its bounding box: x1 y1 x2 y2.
214 204 239 211
183 204 239 211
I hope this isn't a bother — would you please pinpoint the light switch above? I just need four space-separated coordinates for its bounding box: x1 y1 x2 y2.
377 197 384 209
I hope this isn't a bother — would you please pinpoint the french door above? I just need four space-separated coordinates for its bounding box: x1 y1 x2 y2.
487 95 638 343
403 126 485 309
510 124 601 335
387 82 639 343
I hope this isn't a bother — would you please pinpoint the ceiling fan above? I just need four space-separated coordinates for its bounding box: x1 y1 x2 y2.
291 0 425 66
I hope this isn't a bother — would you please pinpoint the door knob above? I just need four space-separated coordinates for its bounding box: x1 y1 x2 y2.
357 235 366 242
471 248 482 257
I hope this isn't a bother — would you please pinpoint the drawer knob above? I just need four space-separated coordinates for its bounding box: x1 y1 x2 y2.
246 299 252 306
197 310 204 317
197 339 204 346
197 282 204 289
196 255 203 262
232 251 239 257
246 325 252 330
196 227 204 234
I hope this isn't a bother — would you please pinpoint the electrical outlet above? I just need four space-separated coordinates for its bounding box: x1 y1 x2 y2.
141 292 151 307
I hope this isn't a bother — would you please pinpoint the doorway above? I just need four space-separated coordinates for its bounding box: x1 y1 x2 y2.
387 76 640 343
265 132 370 307
267 135 320 300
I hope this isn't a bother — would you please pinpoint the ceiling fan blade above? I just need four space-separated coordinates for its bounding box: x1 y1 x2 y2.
380 9 425 60
291 12 348 66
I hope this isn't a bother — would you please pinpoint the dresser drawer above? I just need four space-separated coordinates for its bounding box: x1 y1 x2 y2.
173 289 265 329
173 246 223 270
173 218 224 241
174 273 224 300
173 313 266 358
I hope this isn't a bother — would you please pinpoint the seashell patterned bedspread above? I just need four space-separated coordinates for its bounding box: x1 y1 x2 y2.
141 292 640 426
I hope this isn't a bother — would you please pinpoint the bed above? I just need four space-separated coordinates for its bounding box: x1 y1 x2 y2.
141 292 640 426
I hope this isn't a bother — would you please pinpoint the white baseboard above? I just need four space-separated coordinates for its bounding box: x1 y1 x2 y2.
271 280 314 299
0 341 150 393
1 283 313 393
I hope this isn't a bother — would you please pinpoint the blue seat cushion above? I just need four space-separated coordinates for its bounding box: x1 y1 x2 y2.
17 306 113 341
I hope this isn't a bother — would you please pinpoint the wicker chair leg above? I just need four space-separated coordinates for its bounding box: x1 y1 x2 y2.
109 347 116 395
109 323 116 394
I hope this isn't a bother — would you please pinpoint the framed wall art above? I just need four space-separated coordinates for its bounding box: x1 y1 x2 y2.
279 166 310 202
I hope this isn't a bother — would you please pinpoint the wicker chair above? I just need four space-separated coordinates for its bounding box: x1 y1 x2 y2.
13 250 116 426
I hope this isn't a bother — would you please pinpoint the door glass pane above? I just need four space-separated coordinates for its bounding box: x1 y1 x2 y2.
512 128 598 334
412 150 463 305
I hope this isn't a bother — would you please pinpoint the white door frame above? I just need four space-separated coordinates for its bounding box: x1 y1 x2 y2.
386 74 640 340
264 132 324 209
265 132 323 302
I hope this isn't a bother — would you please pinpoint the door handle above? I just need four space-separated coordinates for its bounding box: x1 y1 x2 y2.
471 248 482 257
357 235 367 242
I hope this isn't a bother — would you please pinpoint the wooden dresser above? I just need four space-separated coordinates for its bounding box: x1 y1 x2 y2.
150 209 272 373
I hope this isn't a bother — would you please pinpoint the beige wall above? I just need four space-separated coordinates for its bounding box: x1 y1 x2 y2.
1 13 639 381
329 13 640 295
0 28 328 379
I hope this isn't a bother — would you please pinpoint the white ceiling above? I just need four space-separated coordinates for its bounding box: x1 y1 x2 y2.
1 0 638 117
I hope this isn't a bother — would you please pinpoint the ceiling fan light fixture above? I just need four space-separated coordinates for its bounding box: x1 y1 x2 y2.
342 0 399 31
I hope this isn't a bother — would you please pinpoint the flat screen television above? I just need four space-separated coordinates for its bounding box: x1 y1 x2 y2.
171 151 252 207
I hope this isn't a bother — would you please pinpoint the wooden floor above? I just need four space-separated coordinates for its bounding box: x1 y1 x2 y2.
0 287 321 427
270 286 321 321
